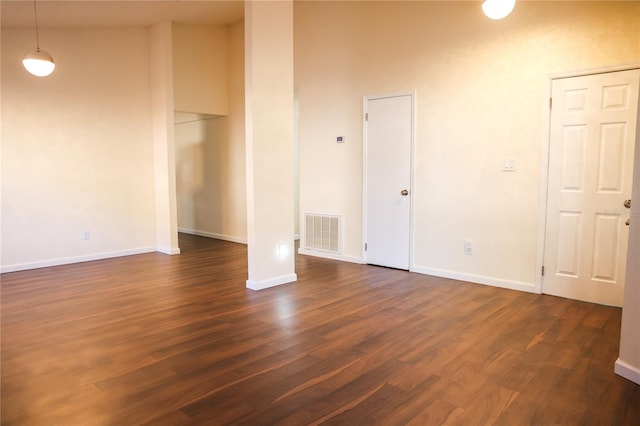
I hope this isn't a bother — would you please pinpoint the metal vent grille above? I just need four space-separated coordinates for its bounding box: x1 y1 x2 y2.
304 213 341 254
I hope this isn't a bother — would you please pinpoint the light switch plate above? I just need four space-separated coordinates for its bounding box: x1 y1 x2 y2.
502 158 516 172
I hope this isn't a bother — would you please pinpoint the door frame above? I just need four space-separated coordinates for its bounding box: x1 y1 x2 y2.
536 64 640 296
362 90 416 269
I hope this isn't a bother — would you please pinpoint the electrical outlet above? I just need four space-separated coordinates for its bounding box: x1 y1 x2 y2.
82 230 91 240
464 239 473 255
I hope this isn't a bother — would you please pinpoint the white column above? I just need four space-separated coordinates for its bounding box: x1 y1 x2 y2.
244 1 296 290
150 21 180 255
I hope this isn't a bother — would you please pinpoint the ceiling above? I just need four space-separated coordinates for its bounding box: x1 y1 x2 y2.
4 0 630 29
1 0 245 28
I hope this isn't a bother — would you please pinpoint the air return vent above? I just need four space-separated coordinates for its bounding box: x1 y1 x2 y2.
304 212 341 254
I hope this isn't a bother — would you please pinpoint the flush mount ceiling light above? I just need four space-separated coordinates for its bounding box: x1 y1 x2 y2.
482 0 516 20
22 0 55 77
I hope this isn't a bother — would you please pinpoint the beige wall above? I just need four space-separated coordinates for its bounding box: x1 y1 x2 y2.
295 1 640 290
175 21 246 243
1 28 157 271
173 25 228 116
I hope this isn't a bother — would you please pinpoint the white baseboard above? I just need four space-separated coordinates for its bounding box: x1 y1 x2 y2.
615 358 640 385
246 273 297 290
156 246 181 255
297 248 363 264
412 265 538 294
178 227 247 244
0 246 157 273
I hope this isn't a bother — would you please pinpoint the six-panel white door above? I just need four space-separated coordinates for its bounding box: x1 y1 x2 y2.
364 94 413 270
543 69 639 306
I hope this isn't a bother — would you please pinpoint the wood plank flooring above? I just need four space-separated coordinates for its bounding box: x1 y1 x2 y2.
1 233 639 425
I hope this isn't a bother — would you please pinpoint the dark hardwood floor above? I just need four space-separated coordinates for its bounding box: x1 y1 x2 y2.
1 233 639 425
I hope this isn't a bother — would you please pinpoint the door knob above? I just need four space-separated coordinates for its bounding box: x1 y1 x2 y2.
401 189 409 196
624 199 631 209
626 219 630 226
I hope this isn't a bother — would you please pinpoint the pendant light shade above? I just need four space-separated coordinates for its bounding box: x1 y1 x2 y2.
23 49 55 77
482 0 516 20
23 0 55 77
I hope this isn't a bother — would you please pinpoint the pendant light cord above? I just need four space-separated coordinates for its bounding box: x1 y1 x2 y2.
22 0 55 77
32 0 41 51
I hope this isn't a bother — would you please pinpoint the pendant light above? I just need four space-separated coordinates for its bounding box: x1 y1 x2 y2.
22 0 55 77
482 0 516 20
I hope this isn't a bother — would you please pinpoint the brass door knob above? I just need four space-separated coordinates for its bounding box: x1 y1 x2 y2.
624 199 631 209
401 189 409 196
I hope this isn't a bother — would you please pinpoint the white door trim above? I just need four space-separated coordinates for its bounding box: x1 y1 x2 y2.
362 91 416 270
548 63 640 80
536 64 640 296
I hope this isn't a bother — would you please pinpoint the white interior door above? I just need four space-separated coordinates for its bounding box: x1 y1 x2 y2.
364 93 413 269
543 69 639 306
